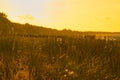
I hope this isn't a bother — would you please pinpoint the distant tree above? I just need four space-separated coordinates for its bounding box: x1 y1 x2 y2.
25 23 30 26
0 12 7 18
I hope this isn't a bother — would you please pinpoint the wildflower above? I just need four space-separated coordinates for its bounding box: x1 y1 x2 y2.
65 69 68 72
68 71 74 75
64 74 67 77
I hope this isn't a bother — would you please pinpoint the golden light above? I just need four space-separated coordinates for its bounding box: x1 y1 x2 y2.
0 0 120 32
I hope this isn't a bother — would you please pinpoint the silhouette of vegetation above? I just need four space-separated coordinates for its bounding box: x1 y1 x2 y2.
0 13 120 80
0 12 7 18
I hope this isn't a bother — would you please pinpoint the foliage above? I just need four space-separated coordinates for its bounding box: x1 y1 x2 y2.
0 12 7 18
0 13 120 80
0 35 120 80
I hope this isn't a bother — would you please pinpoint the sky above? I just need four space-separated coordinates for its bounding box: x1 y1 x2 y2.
0 0 120 32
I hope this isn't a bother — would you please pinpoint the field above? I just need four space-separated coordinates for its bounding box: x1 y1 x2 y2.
0 34 120 80
0 13 120 80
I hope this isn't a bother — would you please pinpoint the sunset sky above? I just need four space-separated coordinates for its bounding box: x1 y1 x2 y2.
0 0 120 32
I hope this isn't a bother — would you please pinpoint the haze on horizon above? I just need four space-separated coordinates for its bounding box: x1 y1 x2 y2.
0 0 120 32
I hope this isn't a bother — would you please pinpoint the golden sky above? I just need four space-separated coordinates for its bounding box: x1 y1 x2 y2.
0 0 120 32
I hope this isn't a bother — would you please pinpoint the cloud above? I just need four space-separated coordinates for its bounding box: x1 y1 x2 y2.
105 17 111 21
95 16 111 21
18 14 34 20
